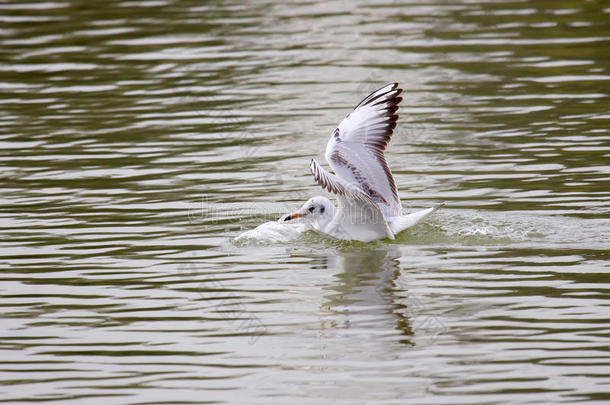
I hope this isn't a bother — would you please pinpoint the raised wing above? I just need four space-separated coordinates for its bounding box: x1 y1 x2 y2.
325 83 403 218
310 159 394 241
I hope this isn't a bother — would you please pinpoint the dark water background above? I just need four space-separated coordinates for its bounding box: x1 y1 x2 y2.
1 0 609 403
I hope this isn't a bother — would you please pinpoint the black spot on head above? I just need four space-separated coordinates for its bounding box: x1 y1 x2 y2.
308 206 314 213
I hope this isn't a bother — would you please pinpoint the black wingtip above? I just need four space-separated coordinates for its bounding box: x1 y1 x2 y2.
357 83 403 109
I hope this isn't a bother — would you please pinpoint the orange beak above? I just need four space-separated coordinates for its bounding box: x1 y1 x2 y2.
284 213 305 221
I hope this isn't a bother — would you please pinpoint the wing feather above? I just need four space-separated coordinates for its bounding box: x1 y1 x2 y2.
325 83 403 218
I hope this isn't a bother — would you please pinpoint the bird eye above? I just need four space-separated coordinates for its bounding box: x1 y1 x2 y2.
320 207 325 213
308 206 315 212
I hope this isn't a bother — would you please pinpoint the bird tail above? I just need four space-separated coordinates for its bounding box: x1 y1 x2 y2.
389 203 445 235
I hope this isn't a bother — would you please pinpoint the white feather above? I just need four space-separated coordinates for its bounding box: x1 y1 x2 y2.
325 83 402 218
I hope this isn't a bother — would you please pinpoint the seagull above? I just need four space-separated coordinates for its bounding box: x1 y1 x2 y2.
281 83 444 242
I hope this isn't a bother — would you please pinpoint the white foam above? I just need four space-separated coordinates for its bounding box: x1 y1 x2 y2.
234 221 309 244
458 225 499 237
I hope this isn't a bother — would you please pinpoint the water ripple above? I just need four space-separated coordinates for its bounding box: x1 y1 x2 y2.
0 0 609 403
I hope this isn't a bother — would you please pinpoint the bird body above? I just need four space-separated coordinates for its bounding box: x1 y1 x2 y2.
282 83 443 242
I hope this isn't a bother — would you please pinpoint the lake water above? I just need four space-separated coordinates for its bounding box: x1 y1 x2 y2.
1 0 609 403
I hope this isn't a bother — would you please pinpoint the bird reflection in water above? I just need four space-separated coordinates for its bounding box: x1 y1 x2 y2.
314 248 418 346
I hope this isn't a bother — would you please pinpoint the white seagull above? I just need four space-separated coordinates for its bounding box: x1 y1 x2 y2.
282 83 444 242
